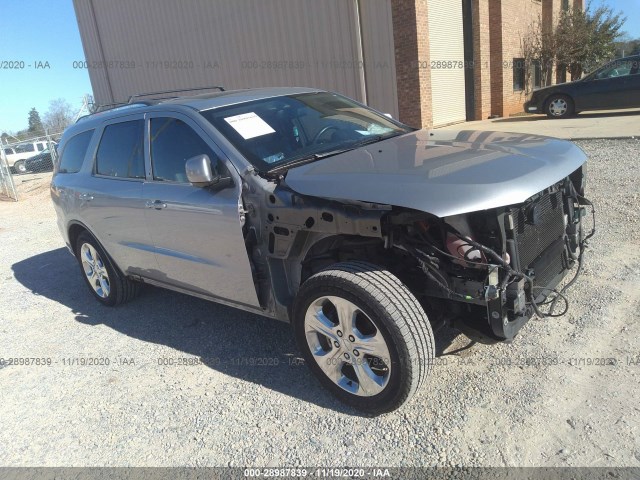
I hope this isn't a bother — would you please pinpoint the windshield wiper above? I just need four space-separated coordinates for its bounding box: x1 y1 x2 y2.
267 134 391 175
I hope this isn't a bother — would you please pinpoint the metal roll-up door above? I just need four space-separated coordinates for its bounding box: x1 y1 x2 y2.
427 0 467 127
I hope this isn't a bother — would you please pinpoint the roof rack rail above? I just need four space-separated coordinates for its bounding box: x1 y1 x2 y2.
127 85 225 103
76 102 151 123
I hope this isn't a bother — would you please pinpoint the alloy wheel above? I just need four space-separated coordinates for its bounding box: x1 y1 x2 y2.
80 243 111 298
304 296 391 396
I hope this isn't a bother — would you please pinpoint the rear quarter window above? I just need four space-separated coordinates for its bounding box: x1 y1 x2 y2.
58 130 94 174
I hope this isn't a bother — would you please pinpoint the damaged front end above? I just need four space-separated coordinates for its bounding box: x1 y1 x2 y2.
387 167 594 342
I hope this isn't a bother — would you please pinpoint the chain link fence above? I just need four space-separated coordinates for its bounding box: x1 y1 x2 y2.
0 132 62 201
0 146 18 201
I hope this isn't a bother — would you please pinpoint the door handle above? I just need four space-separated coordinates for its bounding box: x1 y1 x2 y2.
80 193 94 201
146 200 167 210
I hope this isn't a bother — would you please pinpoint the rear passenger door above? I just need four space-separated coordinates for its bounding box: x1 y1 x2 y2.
141 112 260 308
79 115 158 276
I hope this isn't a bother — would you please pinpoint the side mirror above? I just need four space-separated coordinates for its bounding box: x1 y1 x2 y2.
185 154 219 187
383 113 393 119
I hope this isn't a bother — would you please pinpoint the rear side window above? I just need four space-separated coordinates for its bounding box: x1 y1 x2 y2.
95 120 145 178
15 144 35 153
58 130 94 174
150 117 224 182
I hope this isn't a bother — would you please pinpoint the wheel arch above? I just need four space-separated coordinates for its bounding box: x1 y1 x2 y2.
544 91 575 109
298 234 387 287
67 221 115 268
67 221 91 253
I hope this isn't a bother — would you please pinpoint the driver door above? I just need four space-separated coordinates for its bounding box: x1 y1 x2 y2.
141 112 260 308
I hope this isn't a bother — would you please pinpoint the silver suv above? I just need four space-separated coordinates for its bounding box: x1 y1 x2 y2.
51 87 593 413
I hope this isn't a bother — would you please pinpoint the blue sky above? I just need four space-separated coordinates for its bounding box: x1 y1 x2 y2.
0 0 638 134
593 0 640 37
0 0 91 134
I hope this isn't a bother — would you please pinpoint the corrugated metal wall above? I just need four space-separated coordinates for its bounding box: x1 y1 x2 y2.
73 0 398 116
359 0 399 117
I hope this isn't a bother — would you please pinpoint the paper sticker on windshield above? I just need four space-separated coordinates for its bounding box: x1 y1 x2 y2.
224 112 275 140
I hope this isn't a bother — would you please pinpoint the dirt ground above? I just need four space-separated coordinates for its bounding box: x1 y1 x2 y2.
0 140 638 467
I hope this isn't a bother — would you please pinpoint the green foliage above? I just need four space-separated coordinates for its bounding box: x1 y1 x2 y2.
522 1 626 85
555 2 626 78
614 37 640 58
27 108 44 135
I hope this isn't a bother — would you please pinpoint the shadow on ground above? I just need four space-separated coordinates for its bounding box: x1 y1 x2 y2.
13 247 463 413
492 108 640 123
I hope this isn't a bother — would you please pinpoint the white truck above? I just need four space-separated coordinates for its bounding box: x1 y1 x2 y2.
3 140 50 173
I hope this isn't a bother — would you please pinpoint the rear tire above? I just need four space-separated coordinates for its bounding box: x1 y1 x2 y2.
293 261 434 414
13 161 27 174
75 231 140 306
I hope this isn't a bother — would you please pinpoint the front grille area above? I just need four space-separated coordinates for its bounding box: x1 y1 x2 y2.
511 191 566 287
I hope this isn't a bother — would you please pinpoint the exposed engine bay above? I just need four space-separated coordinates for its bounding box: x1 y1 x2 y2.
243 165 594 343
386 170 595 342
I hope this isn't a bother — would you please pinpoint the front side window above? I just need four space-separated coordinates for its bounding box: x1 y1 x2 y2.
95 120 145 178
594 59 638 79
150 118 224 182
37 143 44 151
200 92 411 172
58 130 94 174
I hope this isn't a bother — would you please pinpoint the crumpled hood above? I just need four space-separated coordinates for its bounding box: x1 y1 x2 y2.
285 129 587 217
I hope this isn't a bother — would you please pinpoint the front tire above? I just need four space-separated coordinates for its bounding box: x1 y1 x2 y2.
293 261 435 414
545 94 574 119
75 231 140 306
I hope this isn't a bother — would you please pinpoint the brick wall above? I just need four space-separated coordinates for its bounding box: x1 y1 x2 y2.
497 0 544 116
391 0 586 125
472 0 492 120
391 0 433 128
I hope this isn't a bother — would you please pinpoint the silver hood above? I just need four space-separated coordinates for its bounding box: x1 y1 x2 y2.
285 129 587 217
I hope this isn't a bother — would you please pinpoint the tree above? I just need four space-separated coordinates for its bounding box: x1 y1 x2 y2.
521 15 556 92
43 98 74 134
555 2 626 78
28 108 44 136
614 36 640 58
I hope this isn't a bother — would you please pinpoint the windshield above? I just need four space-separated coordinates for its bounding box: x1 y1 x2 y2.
200 92 412 172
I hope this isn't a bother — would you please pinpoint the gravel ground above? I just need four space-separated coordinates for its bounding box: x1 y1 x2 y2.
0 139 638 467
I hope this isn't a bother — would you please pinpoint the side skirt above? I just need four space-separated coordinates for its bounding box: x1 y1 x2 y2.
130 275 286 322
